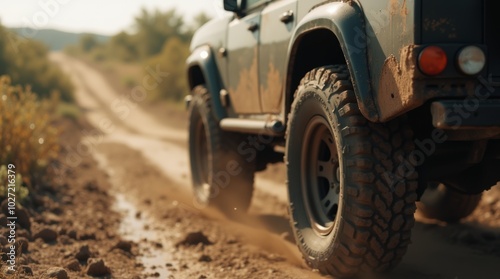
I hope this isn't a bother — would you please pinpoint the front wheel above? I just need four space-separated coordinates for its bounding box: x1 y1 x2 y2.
188 85 255 214
286 66 418 277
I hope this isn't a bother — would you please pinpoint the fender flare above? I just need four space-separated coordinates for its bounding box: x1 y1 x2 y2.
285 2 379 122
187 45 227 121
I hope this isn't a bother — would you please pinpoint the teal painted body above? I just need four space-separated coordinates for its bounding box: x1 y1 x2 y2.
286 1 377 120
187 0 500 123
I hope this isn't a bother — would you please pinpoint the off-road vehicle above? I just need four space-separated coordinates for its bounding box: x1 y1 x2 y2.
186 0 500 276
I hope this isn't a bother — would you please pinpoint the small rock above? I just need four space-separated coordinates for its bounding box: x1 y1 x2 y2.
61 197 73 205
199 275 207 279
4 266 15 274
165 263 173 267
86 258 111 277
59 235 73 245
45 267 69 279
0 214 7 227
176 231 213 247
79 232 96 240
113 240 132 253
0 235 7 245
16 208 31 230
199 254 212 262
75 245 91 262
151 272 160 277
67 229 78 240
17 229 31 239
17 237 29 252
34 228 58 242
135 211 142 219
226 239 238 245
84 181 99 192
65 259 81 272
20 265 33 276
1 199 9 215
154 242 163 248
44 212 62 225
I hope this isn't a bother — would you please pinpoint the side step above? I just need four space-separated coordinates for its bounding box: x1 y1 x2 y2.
220 118 285 136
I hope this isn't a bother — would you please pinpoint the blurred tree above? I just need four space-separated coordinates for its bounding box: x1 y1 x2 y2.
0 24 74 101
109 31 138 62
134 8 189 59
79 33 99 52
146 37 189 101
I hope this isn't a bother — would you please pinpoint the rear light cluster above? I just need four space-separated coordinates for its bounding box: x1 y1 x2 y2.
418 45 486 76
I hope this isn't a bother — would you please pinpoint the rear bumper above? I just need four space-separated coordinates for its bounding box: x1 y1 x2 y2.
431 99 500 140
432 100 500 129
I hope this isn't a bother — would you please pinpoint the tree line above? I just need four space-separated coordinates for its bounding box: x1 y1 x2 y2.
0 24 74 102
68 8 211 102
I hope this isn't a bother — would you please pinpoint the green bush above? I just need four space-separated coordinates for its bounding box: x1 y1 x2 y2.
0 165 29 203
0 25 74 102
0 76 60 187
146 37 189 101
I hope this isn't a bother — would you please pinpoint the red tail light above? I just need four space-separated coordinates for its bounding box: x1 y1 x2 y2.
418 46 448 76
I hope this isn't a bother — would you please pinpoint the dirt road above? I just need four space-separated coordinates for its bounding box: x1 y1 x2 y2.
50 52 500 279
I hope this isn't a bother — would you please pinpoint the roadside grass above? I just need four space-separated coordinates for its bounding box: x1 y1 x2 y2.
56 102 81 121
0 76 60 193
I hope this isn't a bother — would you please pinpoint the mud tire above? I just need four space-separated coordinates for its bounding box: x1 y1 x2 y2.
188 85 255 214
286 66 418 277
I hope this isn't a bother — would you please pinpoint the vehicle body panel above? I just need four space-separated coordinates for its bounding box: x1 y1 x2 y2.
188 17 232 120
188 0 500 124
227 12 263 114
286 1 377 120
259 0 297 113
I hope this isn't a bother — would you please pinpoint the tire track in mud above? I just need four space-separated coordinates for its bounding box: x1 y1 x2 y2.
50 52 321 278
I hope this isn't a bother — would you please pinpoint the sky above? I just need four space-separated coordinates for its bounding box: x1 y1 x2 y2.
0 0 227 35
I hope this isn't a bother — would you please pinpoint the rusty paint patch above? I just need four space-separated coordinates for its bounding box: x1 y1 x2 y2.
401 0 408 16
228 49 260 112
390 0 399 16
389 0 409 33
260 62 282 113
377 45 418 121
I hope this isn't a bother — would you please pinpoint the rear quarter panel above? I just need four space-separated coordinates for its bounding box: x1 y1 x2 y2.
358 0 417 120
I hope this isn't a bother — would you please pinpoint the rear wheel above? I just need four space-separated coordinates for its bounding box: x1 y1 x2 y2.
286 66 418 277
188 85 255 214
417 183 482 222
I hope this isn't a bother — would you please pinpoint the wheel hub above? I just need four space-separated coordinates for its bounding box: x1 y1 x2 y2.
302 116 341 236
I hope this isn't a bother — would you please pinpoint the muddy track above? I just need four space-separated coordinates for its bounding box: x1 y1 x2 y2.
50 52 500 279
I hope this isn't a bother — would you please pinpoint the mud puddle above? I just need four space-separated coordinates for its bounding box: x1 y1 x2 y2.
92 149 174 278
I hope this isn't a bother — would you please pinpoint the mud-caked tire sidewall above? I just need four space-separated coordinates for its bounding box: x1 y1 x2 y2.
286 66 418 277
188 85 255 215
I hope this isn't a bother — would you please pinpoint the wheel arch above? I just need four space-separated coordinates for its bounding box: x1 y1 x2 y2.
187 45 227 121
284 2 378 124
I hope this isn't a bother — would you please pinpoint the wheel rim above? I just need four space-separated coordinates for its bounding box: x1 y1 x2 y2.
302 116 341 236
194 118 210 199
